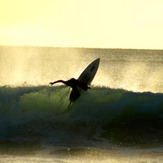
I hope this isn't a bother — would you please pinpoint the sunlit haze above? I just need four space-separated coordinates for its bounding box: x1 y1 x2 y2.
0 0 163 49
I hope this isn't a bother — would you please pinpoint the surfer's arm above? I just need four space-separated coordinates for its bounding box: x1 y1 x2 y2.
49 80 65 85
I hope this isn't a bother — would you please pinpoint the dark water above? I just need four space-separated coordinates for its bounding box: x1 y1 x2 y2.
0 46 163 162
0 85 163 145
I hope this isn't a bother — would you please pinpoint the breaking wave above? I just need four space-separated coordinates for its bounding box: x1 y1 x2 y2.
0 85 163 146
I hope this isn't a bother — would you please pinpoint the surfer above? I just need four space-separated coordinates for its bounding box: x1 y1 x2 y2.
50 78 90 100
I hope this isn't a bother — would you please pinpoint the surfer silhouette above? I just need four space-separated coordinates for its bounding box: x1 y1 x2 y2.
50 78 90 101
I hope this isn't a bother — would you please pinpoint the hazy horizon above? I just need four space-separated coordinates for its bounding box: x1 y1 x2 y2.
0 45 163 51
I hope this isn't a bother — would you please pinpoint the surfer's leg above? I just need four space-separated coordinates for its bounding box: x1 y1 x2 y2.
69 89 81 102
63 101 73 113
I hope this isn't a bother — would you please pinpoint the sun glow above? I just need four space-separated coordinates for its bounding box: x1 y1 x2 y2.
0 0 163 49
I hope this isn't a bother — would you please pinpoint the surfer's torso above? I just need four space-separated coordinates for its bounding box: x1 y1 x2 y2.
66 78 90 91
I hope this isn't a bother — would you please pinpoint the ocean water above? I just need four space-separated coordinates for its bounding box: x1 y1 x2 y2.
0 46 163 162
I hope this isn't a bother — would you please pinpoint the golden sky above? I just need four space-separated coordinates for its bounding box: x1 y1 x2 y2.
0 0 163 49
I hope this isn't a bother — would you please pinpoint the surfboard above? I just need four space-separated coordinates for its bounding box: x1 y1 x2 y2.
69 58 100 102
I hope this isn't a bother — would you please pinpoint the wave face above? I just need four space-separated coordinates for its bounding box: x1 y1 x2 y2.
0 86 163 146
